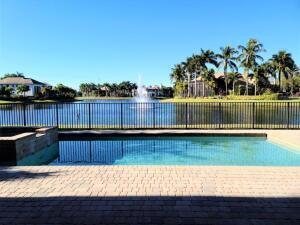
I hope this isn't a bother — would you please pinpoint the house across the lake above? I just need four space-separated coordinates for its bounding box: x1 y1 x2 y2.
132 85 165 97
184 72 262 97
145 85 161 97
0 76 52 97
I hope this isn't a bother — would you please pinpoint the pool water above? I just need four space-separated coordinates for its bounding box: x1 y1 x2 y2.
21 136 300 166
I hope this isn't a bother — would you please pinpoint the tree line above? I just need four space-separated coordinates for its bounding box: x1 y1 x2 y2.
79 81 137 97
170 39 300 97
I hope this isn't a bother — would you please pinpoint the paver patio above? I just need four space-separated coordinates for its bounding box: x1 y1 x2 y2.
1 166 300 225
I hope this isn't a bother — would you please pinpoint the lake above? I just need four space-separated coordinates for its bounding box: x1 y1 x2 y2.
0 99 299 129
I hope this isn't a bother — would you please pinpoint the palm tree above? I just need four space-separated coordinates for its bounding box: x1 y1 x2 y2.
191 55 205 97
79 83 88 96
3 72 25 79
216 46 238 95
102 83 111 96
227 72 240 95
201 68 216 96
292 69 300 94
200 49 218 66
170 64 186 97
15 72 24 77
182 56 197 97
170 64 185 83
252 66 264 96
270 50 297 92
288 64 299 95
238 39 265 95
196 49 218 96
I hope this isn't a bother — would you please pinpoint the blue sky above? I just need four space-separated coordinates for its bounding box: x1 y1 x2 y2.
0 0 299 89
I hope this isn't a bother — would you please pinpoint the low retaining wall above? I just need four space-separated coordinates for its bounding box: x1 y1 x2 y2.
0 127 58 165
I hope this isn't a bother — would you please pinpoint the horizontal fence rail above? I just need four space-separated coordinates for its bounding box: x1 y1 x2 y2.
0 102 299 129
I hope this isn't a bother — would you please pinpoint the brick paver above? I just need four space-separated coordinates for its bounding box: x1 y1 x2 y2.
0 166 300 225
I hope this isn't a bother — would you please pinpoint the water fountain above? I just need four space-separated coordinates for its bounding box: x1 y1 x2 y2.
134 75 151 103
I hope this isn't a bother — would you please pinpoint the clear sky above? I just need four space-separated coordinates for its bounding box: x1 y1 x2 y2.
0 0 299 89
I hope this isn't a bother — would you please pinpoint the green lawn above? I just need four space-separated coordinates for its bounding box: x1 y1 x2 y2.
0 99 76 104
1 97 300 104
75 96 133 100
0 100 17 104
160 98 300 103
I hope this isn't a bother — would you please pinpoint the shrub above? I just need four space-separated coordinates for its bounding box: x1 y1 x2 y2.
225 94 279 101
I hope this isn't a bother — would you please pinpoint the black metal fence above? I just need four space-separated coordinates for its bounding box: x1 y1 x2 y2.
0 102 299 129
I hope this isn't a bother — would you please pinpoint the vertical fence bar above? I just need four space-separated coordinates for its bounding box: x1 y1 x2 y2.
88 103 91 129
23 103 26 126
287 102 290 129
252 102 255 129
218 102 221 129
153 103 155 128
120 103 123 129
56 103 59 127
185 103 188 129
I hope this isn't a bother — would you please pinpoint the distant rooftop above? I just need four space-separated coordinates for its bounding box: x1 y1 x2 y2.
146 85 160 90
0 77 49 86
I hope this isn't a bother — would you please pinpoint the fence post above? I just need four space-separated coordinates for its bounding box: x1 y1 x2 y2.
185 103 188 129
153 103 155 128
56 103 59 127
88 103 91 129
252 102 255 129
121 103 123 129
287 102 290 129
23 104 26 126
218 102 221 129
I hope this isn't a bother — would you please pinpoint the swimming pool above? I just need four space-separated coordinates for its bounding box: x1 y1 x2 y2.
17 136 300 166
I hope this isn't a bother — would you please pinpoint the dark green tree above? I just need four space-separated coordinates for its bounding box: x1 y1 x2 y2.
216 46 239 95
16 85 30 97
238 39 265 95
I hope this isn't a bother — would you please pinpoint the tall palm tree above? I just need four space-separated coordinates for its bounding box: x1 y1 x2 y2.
238 39 265 95
200 68 216 96
170 64 186 97
252 66 266 96
227 72 240 95
15 72 24 77
191 55 205 97
170 64 185 83
251 62 278 95
102 83 111 96
200 49 218 67
269 50 297 92
291 68 300 94
182 56 197 97
79 83 89 96
196 49 218 96
216 46 238 95
288 64 299 95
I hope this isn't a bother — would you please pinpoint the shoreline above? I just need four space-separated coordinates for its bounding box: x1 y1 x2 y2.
1 97 300 104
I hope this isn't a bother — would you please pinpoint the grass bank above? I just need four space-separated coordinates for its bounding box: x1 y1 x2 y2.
75 96 133 100
160 97 300 103
0 99 78 104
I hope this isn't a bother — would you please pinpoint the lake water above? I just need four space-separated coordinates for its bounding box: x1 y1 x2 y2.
0 99 299 128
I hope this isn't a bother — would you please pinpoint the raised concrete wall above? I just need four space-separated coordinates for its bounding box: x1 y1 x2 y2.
0 127 58 165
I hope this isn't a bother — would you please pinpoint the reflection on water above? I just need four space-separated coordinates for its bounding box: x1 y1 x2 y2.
0 102 299 128
50 137 300 166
